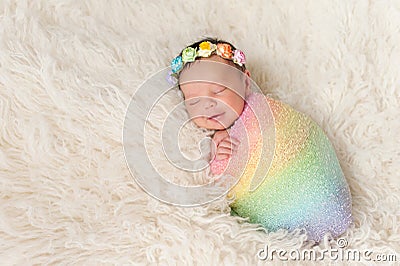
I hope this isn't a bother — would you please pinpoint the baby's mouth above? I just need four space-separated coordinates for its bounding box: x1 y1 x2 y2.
208 112 225 121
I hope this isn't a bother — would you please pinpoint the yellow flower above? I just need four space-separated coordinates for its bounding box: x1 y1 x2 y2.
198 41 216 57
199 41 211 51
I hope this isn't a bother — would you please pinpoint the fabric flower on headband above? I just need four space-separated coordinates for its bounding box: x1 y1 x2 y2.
198 41 217 57
169 41 246 80
171 56 183 74
233 49 246 66
216 43 233 59
171 47 197 74
181 47 197 63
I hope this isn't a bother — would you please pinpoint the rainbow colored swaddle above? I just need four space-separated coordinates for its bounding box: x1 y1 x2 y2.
210 93 352 241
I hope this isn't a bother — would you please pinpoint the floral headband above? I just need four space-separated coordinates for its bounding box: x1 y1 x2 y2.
168 41 246 84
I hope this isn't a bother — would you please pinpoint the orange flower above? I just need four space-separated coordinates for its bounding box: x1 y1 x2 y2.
216 43 233 59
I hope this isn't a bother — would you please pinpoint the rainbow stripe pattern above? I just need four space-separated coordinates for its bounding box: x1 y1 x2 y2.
210 93 352 241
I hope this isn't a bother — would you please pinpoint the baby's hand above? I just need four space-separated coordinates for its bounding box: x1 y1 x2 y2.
211 130 240 161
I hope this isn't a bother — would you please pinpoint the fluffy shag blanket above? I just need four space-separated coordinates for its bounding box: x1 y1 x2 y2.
1 0 399 264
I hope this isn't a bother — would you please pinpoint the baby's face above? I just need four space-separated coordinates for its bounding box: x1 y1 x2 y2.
179 56 250 130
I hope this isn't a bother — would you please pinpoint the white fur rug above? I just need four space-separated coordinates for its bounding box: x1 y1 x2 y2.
1 0 399 264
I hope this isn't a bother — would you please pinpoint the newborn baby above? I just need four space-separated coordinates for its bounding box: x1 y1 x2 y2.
170 38 352 241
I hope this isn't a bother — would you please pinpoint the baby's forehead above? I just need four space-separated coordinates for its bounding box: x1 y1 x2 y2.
180 81 220 96
179 60 244 87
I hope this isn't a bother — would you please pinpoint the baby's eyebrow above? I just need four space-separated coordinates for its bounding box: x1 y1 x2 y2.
185 95 203 100
182 92 195 98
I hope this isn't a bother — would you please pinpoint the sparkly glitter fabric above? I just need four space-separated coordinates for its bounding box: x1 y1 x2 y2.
210 93 352 241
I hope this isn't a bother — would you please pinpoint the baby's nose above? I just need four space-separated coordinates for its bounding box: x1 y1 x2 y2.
204 98 217 109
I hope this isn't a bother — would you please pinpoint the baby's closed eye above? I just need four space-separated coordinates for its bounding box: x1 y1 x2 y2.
188 99 200 105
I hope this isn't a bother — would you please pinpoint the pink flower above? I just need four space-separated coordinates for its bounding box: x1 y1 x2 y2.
233 49 246 66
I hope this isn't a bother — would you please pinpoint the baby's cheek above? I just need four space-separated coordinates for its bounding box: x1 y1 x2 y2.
221 97 244 115
191 117 211 129
191 117 204 126
187 105 206 117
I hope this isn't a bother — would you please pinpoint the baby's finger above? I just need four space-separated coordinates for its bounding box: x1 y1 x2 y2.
217 146 233 155
213 131 229 144
221 136 240 148
220 138 239 149
215 152 230 160
218 141 235 152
